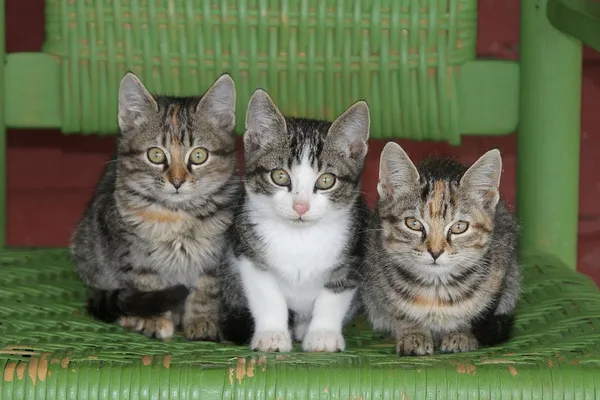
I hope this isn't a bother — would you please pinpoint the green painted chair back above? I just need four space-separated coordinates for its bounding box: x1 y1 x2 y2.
2 0 583 269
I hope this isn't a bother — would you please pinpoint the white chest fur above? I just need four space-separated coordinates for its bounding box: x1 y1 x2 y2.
250 211 351 313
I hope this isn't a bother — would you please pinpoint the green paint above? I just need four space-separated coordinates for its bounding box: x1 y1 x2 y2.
548 0 600 52
0 250 598 398
519 0 582 270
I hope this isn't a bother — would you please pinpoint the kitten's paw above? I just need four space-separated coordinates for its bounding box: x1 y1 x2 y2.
119 315 174 341
293 321 309 341
440 331 479 353
396 332 434 356
302 330 345 352
251 331 292 352
183 316 220 341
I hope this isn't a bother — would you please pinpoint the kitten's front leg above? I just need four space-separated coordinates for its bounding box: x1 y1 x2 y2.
302 288 356 352
238 257 292 352
182 274 221 341
395 321 434 356
440 330 479 353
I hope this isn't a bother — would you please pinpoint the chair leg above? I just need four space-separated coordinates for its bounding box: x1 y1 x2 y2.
518 0 582 270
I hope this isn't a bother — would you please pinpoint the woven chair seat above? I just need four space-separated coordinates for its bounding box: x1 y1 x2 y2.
1 249 599 398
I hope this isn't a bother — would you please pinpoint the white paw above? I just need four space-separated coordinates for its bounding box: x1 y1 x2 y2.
302 330 345 352
250 330 293 352
293 321 309 341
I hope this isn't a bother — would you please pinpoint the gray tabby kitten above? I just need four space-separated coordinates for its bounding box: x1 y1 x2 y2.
362 142 521 355
70 72 240 341
220 90 370 353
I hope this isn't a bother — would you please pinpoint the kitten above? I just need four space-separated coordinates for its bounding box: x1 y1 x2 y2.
362 142 521 355
219 89 370 352
70 72 240 341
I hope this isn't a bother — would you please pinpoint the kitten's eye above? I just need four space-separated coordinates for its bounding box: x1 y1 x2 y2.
271 169 291 186
450 221 469 234
147 147 166 164
189 147 209 165
405 217 423 231
315 173 337 190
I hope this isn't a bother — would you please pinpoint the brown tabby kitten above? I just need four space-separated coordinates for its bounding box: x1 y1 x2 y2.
70 72 240 341
362 142 521 355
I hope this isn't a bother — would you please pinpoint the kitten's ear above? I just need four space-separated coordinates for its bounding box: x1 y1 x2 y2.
460 149 502 208
118 72 157 131
244 89 286 152
196 74 236 132
377 142 420 199
327 101 370 161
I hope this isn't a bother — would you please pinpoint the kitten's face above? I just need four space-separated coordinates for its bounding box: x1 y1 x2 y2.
243 90 370 224
116 73 236 209
377 143 502 271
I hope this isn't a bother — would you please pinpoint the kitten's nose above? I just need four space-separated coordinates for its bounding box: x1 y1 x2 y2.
428 249 444 260
170 179 184 190
293 201 310 216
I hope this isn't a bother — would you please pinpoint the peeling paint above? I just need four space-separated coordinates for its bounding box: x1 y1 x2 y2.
60 358 70 368
508 366 518 376
235 357 247 383
37 353 50 382
142 356 152 366
546 359 555 368
257 355 267 372
28 357 39 385
4 361 16 382
16 363 25 380
228 367 234 385
246 358 255 378
163 355 171 368
50 358 60 365
456 363 476 375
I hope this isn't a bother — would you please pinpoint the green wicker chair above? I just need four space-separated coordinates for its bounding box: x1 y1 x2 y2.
2 0 600 398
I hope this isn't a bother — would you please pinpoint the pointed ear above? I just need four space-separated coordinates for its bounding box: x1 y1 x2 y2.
377 142 420 200
118 72 157 131
327 101 370 161
460 149 502 208
196 74 236 132
244 89 286 153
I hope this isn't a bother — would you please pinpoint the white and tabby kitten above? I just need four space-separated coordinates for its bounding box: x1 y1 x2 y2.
362 143 521 355
220 90 370 352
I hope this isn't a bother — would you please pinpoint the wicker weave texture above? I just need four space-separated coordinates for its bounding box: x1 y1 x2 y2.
43 0 477 143
0 249 599 399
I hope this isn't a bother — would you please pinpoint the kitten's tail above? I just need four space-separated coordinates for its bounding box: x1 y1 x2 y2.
219 306 254 345
472 313 515 346
86 285 190 323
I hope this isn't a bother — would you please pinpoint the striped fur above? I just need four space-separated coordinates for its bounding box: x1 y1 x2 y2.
362 143 521 355
70 72 241 341
219 90 370 352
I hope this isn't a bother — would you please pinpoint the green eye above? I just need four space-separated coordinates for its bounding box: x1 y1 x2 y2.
405 217 423 231
450 221 469 234
189 147 209 165
315 173 337 190
271 169 291 186
147 147 166 164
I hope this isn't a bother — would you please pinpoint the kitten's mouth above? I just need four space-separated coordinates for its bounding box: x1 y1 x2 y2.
291 217 310 224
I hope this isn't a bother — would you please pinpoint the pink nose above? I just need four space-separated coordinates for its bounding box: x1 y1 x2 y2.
293 201 310 216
